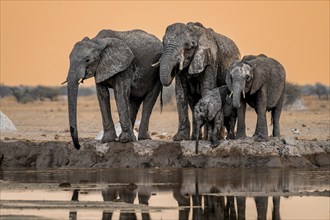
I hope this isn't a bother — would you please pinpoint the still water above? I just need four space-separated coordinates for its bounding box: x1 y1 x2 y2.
0 168 329 220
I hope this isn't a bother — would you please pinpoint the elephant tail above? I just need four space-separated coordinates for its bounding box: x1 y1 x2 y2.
160 86 163 113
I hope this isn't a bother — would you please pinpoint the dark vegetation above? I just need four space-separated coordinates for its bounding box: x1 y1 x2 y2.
0 85 95 103
0 82 328 104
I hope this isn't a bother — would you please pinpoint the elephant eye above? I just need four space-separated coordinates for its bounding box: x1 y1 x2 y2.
85 58 90 63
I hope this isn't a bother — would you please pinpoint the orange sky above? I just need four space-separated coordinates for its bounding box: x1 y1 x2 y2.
1 1 329 86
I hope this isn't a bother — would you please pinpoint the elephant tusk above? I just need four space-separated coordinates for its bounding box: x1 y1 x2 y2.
61 80 68 85
229 91 233 98
179 61 184 71
242 91 245 99
151 60 160 67
78 78 84 84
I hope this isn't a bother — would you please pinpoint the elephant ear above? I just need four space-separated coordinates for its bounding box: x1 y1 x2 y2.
95 38 134 83
246 60 269 95
207 90 222 121
188 47 211 74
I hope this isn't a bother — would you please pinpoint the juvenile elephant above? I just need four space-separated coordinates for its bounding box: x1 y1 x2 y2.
226 54 286 141
218 85 237 140
66 29 162 149
194 88 224 153
159 22 240 141
193 86 237 153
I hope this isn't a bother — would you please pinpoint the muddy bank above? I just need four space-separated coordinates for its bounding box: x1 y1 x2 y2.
0 138 329 168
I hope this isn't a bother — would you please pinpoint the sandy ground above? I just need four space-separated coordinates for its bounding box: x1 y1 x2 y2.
0 95 329 142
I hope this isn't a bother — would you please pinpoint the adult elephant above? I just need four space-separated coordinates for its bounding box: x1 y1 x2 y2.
226 54 286 140
66 29 162 149
159 22 240 141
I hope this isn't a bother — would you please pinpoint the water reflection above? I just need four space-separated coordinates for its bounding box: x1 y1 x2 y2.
0 168 329 220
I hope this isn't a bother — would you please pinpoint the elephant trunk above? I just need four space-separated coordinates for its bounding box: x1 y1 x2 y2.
67 69 81 150
195 121 202 154
195 128 200 154
232 84 242 108
159 46 181 87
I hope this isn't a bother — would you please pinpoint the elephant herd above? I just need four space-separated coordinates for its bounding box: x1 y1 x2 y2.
66 22 286 151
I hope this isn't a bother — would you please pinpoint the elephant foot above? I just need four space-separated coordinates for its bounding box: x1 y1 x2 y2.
226 133 235 140
173 131 190 141
101 130 117 143
119 131 136 143
210 139 220 148
138 132 151 140
254 134 269 142
236 132 247 139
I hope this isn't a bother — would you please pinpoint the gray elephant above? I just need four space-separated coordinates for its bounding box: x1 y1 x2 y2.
218 85 237 140
193 85 237 153
226 54 286 141
159 22 240 141
66 29 162 149
194 88 224 153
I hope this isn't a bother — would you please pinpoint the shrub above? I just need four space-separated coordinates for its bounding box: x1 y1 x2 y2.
315 83 329 100
284 82 302 106
11 86 59 103
0 84 13 97
34 86 59 101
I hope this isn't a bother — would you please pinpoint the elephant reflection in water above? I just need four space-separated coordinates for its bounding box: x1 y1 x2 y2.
101 185 152 220
68 185 281 220
173 189 281 220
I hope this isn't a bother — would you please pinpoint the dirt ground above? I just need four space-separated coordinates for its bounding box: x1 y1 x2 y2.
0 94 329 142
0 94 329 168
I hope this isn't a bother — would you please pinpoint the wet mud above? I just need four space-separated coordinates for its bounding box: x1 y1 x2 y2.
1 138 329 169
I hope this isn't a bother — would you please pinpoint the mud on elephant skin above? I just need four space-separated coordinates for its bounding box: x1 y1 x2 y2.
66 29 162 149
194 88 223 153
193 85 237 153
226 54 286 141
158 22 240 142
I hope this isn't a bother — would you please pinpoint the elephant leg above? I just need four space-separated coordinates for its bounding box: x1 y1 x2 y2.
172 189 190 220
255 196 268 220
173 75 190 141
255 90 268 141
138 191 151 220
204 123 210 140
236 101 247 138
227 115 236 140
272 92 284 137
220 124 226 140
236 196 246 220
139 81 161 140
113 75 136 143
130 99 142 130
211 112 223 148
272 196 281 220
223 118 231 140
96 84 117 142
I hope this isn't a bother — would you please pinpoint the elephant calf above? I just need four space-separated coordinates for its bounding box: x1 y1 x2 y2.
193 86 237 153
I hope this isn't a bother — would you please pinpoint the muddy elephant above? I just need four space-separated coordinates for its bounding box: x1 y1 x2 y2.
193 85 237 153
226 54 286 141
194 88 224 153
218 85 237 140
159 22 240 141
66 29 162 149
